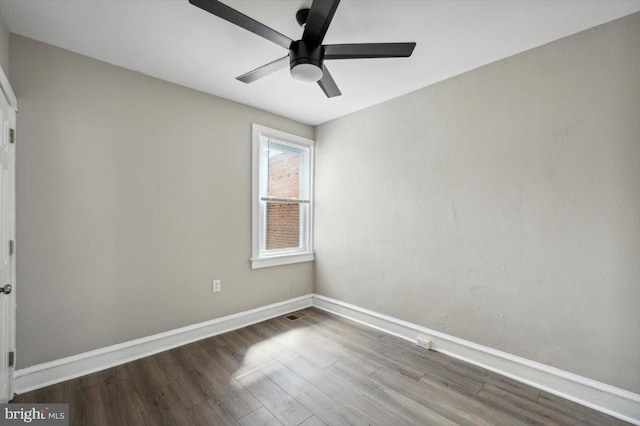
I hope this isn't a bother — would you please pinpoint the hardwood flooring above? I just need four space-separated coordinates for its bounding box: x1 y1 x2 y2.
11 308 629 425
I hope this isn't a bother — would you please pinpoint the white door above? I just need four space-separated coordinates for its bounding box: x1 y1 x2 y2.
0 73 16 403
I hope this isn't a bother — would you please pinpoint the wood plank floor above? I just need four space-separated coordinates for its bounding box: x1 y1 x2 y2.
12 308 629 426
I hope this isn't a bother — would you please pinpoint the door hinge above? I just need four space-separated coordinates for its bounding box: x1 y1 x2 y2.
9 128 15 144
9 240 14 256
8 351 14 368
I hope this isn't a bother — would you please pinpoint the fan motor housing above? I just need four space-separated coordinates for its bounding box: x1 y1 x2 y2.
289 40 324 82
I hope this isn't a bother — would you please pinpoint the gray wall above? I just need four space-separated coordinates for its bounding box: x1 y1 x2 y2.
314 13 640 393
0 8 8 76
10 35 313 368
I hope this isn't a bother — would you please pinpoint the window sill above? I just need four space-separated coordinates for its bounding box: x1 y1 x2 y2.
251 252 315 269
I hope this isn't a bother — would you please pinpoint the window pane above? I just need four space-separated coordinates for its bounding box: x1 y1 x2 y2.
265 202 300 250
267 141 307 199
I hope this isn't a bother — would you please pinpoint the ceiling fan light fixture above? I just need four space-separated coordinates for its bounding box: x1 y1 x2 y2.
190 0 416 98
289 40 324 83
291 63 324 82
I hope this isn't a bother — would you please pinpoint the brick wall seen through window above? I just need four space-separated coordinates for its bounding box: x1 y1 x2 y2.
266 151 300 250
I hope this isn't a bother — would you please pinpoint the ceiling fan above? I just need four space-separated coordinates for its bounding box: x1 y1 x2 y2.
189 0 416 98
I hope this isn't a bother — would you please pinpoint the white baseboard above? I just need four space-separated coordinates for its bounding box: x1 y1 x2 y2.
14 294 312 395
14 292 640 425
311 293 640 425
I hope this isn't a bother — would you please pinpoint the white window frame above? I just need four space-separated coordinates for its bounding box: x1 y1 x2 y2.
251 124 314 269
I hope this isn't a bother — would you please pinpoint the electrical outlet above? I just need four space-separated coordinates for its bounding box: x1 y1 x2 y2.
416 336 432 350
212 279 221 293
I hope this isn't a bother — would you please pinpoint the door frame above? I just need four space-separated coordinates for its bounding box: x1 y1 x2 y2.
0 63 17 403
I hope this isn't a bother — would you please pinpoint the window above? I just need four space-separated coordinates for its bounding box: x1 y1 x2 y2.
251 124 314 269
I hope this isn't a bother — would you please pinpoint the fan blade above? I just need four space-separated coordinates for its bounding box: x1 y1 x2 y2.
189 0 293 49
317 65 341 98
236 56 289 83
302 0 341 47
324 43 416 59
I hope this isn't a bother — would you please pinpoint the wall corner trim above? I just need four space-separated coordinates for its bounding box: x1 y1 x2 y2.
311 293 640 425
14 294 312 395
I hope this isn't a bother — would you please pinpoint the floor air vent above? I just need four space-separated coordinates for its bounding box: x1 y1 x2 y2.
285 312 307 321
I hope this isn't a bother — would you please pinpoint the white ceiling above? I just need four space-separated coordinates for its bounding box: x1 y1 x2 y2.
1 0 638 126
